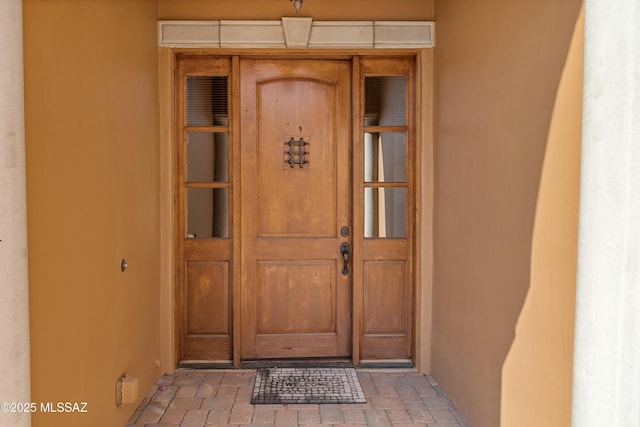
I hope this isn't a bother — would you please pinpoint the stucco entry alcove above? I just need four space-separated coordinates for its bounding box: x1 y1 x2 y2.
157 17 436 370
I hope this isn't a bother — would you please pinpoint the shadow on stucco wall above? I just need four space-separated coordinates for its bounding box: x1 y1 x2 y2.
432 1 583 426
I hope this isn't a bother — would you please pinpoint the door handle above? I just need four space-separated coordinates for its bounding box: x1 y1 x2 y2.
340 242 350 276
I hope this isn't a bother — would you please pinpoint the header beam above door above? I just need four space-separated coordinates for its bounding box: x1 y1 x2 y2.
158 19 434 49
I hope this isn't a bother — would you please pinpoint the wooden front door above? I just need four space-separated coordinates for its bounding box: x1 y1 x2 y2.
239 59 352 359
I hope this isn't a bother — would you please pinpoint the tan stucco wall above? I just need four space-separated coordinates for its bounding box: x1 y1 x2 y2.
158 0 435 21
433 1 583 426
24 1 161 426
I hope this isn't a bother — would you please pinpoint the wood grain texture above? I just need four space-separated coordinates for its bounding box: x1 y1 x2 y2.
240 59 352 359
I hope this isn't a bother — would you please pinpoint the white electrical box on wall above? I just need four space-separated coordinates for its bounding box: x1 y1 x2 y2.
116 375 139 407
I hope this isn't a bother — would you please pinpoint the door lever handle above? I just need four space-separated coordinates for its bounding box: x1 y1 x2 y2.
340 242 350 276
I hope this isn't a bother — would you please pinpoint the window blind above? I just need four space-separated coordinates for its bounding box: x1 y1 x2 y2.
364 76 407 127
186 76 228 126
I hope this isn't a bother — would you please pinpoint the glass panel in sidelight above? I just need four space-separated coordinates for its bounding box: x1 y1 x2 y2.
186 132 229 182
364 76 407 127
364 187 406 238
187 188 229 239
364 132 407 183
186 76 228 127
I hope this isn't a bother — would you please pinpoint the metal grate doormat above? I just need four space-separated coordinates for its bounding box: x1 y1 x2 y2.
251 367 366 404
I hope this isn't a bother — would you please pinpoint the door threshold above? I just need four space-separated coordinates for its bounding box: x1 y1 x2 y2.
240 357 354 369
178 358 415 370
357 359 415 369
178 360 234 370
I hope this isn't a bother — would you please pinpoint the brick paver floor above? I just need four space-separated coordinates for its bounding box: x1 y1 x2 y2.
125 369 468 426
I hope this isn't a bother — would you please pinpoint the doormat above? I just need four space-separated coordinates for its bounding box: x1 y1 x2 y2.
251 367 366 404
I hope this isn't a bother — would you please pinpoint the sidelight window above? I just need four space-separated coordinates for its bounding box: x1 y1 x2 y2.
363 75 410 238
183 75 230 239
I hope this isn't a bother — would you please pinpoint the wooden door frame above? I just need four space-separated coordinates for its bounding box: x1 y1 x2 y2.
159 49 434 372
